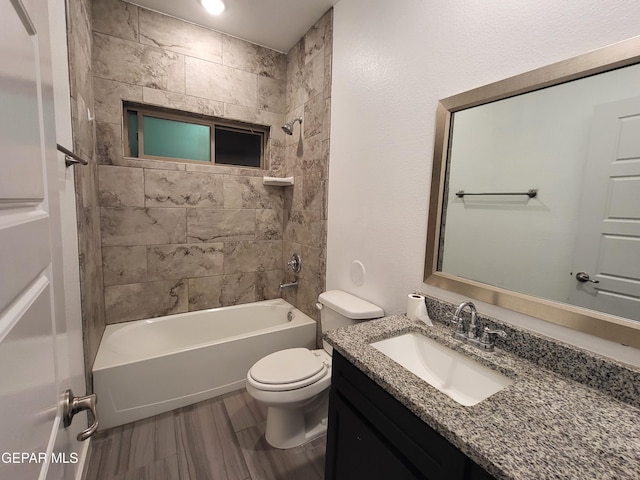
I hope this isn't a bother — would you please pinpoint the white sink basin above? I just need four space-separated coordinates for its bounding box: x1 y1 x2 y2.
370 332 513 406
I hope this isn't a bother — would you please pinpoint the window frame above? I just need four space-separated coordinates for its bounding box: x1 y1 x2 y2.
123 103 269 169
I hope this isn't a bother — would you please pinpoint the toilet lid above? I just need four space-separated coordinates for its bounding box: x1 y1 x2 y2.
249 348 326 385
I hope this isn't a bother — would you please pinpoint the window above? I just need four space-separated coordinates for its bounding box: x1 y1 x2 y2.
124 104 268 168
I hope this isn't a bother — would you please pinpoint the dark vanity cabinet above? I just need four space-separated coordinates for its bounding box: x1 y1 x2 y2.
325 351 495 480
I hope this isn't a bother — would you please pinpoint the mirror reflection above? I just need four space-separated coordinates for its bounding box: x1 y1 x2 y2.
439 63 640 322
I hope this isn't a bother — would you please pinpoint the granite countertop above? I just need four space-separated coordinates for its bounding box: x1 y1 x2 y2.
324 315 640 480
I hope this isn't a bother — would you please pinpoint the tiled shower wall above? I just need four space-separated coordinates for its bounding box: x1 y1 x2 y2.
281 11 333 325
86 0 332 326
67 0 105 386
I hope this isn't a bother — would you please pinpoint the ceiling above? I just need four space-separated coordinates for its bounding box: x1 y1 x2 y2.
126 0 339 53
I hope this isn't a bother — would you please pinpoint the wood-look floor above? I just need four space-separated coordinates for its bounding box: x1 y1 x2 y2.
85 390 326 480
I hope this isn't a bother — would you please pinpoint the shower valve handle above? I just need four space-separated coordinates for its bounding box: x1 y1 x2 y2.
287 253 302 273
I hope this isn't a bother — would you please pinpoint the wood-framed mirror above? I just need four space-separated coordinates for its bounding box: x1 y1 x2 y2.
424 36 640 349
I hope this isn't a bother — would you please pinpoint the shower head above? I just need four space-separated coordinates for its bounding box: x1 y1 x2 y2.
282 117 302 135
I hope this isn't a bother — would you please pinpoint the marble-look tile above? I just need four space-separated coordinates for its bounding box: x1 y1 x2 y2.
185 57 257 108
258 76 286 114
299 245 324 280
286 41 304 83
324 9 334 58
93 32 185 93
139 8 223 64
142 88 224 118
67 0 92 87
320 138 331 182
324 53 333 102
147 243 224 280
186 209 255 242
76 206 106 386
222 36 286 80
299 133 324 175
303 11 329 65
284 210 324 247
93 78 142 124
223 240 282 274
144 170 224 208
95 122 122 165
219 273 257 307
104 280 187 323
184 162 263 177
189 274 256 311
115 157 186 171
73 91 96 161
222 103 285 146
268 141 285 176
323 97 332 141
303 93 324 138
287 53 324 111
101 207 186 246
98 165 144 207
288 180 303 213
256 209 283 240
92 0 138 42
102 246 147 286
302 173 325 211
187 276 224 310
74 150 99 208
222 176 283 210
297 274 324 323
256 269 282 301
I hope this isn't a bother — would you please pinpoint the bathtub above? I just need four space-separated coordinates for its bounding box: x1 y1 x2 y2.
93 299 316 430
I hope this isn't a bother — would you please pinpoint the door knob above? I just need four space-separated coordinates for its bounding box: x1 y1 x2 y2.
62 389 99 441
576 272 599 284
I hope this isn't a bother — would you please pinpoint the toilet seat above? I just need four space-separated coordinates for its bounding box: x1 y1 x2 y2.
247 348 329 392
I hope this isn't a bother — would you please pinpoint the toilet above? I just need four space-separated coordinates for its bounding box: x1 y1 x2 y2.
246 290 384 449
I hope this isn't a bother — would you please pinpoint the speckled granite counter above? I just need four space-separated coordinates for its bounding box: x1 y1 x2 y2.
324 315 640 480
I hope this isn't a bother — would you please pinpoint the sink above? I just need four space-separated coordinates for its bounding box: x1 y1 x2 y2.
370 332 513 406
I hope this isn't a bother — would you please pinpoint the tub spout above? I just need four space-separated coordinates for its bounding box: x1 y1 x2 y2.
279 281 298 290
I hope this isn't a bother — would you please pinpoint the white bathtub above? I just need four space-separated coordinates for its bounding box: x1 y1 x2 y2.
93 299 316 430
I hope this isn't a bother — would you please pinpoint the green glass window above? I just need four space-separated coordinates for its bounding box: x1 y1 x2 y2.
143 115 210 162
124 104 266 168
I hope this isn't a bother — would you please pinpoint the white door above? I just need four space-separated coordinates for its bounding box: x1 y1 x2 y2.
569 97 640 321
1 1 85 478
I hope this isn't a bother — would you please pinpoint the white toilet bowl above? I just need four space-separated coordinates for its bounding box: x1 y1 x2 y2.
246 290 384 449
246 348 332 449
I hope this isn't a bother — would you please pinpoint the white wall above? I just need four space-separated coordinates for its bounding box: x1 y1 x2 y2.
328 0 640 361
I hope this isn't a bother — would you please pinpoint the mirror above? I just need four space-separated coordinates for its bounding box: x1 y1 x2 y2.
424 36 640 348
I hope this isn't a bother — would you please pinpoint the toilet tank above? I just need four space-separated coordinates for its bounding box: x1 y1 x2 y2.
317 290 384 335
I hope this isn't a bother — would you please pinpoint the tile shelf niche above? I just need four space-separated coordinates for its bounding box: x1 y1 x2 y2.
262 176 295 187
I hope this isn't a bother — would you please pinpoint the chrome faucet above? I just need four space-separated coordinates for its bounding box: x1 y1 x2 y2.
451 301 478 341
477 327 508 351
451 300 507 351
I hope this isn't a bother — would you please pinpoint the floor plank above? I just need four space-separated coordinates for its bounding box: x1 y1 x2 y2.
223 390 267 433
175 399 250 480
85 390 326 480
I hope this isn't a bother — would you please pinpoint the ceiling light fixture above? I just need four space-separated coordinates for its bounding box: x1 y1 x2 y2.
201 0 225 15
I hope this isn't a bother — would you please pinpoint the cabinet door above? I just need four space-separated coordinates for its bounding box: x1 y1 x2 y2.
326 390 423 480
